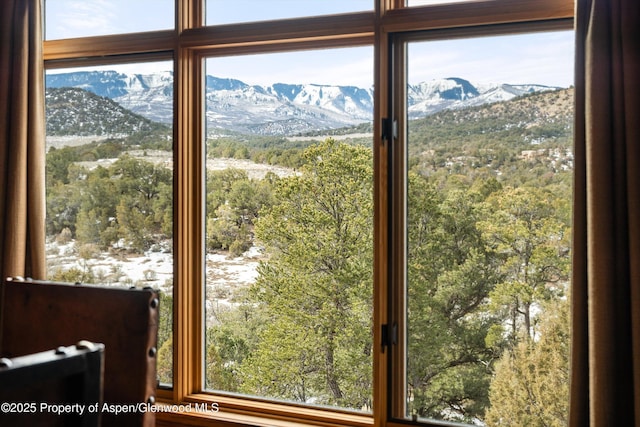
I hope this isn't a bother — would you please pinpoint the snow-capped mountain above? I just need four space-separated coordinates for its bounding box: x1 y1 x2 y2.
202 77 374 135
406 77 559 119
407 77 480 117
45 71 560 136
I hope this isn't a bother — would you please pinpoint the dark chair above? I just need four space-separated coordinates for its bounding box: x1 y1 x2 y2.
1 277 159 427
0 341 105 427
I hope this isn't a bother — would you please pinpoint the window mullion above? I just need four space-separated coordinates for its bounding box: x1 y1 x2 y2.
171 0 205 403
388 34 409 422
172 45 205 402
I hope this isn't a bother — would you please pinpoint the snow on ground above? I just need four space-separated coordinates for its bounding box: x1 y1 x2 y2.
206 157 298 180
205 246 263 325
46 240 174 290
46 240 262 299
48 239 263 328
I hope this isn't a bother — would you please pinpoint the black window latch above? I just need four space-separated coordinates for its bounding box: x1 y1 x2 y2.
381 118 398 143
381 322 397 350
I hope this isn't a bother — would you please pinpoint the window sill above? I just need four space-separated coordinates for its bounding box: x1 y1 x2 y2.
155 396 374 427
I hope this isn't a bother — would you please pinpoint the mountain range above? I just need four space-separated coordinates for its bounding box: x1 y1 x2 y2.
45 71 561 136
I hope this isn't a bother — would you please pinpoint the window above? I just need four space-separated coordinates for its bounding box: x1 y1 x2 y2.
388 29 574 424
42 1 575 426
204 48 373 410
205 0 372 25
44 61 174 385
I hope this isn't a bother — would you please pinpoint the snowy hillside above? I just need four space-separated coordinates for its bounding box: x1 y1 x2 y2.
46 71 561 136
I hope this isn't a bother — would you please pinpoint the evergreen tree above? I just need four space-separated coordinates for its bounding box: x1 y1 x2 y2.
485 297 569 427
239 139 373 409
478 186 570 341
406 174 501 421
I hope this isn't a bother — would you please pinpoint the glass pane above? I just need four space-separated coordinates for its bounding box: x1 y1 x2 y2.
45 61 174 386
45 0 174 40
206 0 372 25
404 31 573 424
204 47 373 411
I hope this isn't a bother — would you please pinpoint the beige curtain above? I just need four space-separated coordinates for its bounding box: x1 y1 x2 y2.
570 0 640 424
0 0 47 346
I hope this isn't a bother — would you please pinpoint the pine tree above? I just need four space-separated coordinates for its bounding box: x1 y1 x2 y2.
239 139 374 409
485 297 569 427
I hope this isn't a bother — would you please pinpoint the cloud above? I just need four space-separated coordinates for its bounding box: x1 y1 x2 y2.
46 0 117 39
45 0 173 39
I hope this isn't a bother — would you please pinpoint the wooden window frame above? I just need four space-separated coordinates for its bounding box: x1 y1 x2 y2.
42 1 573 426
385 19 574 425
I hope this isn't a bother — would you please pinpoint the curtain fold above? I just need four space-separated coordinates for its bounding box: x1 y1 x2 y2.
0 0 47 348
570 0 640 424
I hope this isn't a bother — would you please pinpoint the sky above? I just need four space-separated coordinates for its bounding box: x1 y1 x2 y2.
44 1 574 89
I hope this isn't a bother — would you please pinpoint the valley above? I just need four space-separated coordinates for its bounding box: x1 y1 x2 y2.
43 70 574 419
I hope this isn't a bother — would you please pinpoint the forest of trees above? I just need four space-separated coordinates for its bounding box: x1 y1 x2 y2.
45 87 573 426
